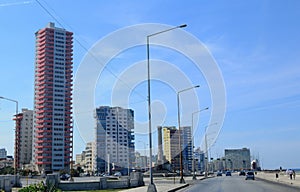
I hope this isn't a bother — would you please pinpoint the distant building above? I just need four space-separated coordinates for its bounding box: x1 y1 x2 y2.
224 148 251 170
84 142 96 173
162 126 192 171
33 22 73 174
0 157 13 169
76 153 85 166
163 126 180 170
95 106 135 175
157 126 164 165
194 147 205 172
181 126 192 171
75 142 96 173
135 152 147 171
13 108 33 169
0 148 7 159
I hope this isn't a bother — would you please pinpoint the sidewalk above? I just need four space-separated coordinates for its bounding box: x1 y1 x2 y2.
255 171 300 189
121 176 204 192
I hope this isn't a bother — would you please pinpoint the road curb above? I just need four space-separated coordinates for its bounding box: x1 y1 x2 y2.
167 183 189 192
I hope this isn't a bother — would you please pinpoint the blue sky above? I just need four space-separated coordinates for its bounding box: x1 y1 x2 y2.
0 0 299 169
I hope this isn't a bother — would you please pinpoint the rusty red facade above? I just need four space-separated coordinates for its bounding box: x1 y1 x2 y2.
33 22 73 173
13 113 23 170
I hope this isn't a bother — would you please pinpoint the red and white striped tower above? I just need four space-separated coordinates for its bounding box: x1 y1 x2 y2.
33 22 73 174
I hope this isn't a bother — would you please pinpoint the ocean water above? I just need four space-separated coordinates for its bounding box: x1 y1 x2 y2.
294 168 300 174
287 168 300 174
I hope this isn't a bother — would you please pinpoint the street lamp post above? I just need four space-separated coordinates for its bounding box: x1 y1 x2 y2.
0 96 18 115
191 107 209 180
204 126 208 178
203 123 217 178
146 24 187 192
0 96 19 186
177 85 200 184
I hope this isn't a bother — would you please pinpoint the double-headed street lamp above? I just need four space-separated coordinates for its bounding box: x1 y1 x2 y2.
191 107 209 180
177 85 200 183
147 24 187 192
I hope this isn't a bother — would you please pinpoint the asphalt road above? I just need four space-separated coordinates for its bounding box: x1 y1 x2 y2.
179 174 299 192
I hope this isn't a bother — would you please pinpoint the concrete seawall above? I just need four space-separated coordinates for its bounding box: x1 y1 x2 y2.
48 172 144 191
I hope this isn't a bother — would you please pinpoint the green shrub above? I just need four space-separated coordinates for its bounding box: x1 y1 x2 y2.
19 181 60 192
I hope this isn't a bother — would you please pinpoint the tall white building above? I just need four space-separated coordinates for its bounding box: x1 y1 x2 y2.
95 106 135 175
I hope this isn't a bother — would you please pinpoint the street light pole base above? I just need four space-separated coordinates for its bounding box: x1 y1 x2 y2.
192 175 197 180
179 177 185 183
147 183 157 192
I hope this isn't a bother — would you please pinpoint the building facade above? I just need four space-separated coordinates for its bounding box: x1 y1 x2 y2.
13 108 33 169
95 106 135 175
84 142 96 173
224 148 251 170
163 126 180 170
33 22 73 173
0 148 7 160
194 147 205 172
163 126 192 172
181 126 192 171
75 153 85 166
135 152 148 172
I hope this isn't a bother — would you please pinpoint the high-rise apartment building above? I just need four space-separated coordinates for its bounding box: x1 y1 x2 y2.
194 147 205 172
163 126 180 170
13 108 33 169
163 126 192 171
33 22 73 173
95 106 135 175
181 126 192 171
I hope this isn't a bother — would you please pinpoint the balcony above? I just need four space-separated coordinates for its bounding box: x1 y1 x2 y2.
35 114 52 119
36 134 52 139
36 161 51 165
36 119 52 124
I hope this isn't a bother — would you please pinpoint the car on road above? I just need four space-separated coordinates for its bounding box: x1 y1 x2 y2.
245 171 255 180
217 171 222 176
60 173 70 181
239 171 246 176
114 172 122 177
225 171 232 176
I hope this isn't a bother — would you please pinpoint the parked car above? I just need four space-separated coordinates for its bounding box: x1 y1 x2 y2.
60 174 70 181
245 171 255 180
225 171 231 176
239 171 246 176
217 171 222 176
114 172 122 177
